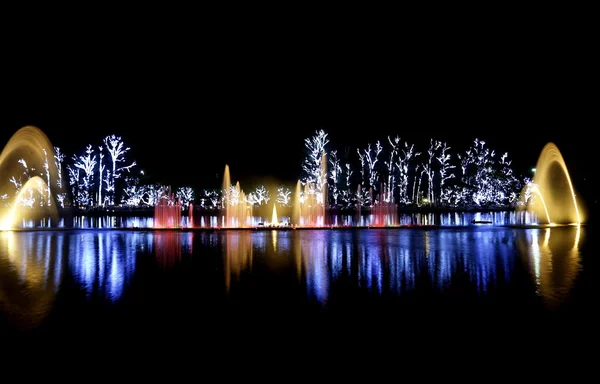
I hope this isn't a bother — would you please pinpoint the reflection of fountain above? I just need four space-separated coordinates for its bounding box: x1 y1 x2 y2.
0 231 61 330
154 231 183 269
223 231 253 293
517 226 582 310
0 126 62 230
221 164 250 228
523 143 583 225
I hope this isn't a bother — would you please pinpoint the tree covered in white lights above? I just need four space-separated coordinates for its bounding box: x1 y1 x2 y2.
53 147 67 207
103 135 136 206
301 129 329 208
276 186 292 207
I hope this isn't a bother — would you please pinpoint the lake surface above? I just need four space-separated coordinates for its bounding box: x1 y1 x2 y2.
1 224 596 357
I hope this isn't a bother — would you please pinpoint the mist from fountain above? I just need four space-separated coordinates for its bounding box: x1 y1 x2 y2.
524 143 583 225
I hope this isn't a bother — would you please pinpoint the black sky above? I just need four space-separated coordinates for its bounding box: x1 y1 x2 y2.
1 13 596 200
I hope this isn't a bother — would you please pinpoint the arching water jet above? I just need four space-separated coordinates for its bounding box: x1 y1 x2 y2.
0 126 63 229
523 143 583 225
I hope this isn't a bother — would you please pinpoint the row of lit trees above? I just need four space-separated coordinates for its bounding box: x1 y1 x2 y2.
296 130 525 210
3 129 528 212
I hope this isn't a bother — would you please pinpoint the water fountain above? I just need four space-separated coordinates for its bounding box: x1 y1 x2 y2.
221 164 250 228
0 126 62 230
270 204 278 226
370 186 398 227
153 191 182 228
292 181 326 227
523 143 584 225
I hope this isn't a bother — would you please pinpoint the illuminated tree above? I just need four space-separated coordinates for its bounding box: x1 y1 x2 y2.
301 129 329 207
53 147 67 207
357 141 382 199
103 134 136 206
97 145 105 206
121 176 144 206
276 186 292 206
396 141 419 205
421 139 441 205
339 162 355 208
328 150 341 206
201 190 220 209
70 144 97 208
176 186 195 208
252 185 270 205
384 136 399 203
436 142 455 204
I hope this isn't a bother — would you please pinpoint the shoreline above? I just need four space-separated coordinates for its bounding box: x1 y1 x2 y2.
4 222 584 233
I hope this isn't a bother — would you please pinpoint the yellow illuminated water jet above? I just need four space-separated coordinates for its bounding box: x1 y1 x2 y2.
524 143 584 225
271 204 278 226
221 164 250 228
0 176 59 230
0 126 62 230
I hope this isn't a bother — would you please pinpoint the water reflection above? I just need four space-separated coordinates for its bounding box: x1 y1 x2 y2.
68 231 138 302
223 231 253 293
0 226 588 333
214 227 584 310
516 226 582 310
0 231 62 329
154 231 193 269
0 230 140 329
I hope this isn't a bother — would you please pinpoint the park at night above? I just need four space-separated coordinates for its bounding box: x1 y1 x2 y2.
0 122 596 353
1 14 597 368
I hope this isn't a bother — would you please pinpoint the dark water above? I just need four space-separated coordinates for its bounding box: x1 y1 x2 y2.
1 225 597 360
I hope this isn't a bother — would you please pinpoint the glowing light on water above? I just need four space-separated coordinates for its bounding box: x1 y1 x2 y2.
0 231 62 329
519 226 582 309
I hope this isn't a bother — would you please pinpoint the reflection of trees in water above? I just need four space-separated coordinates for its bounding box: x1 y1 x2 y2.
68 232 138 302
516 226 582 310
0 231 63 330
297 229 523 305
213 227 583 310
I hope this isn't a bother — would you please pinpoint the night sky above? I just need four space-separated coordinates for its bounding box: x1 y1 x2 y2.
1 16 595 205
